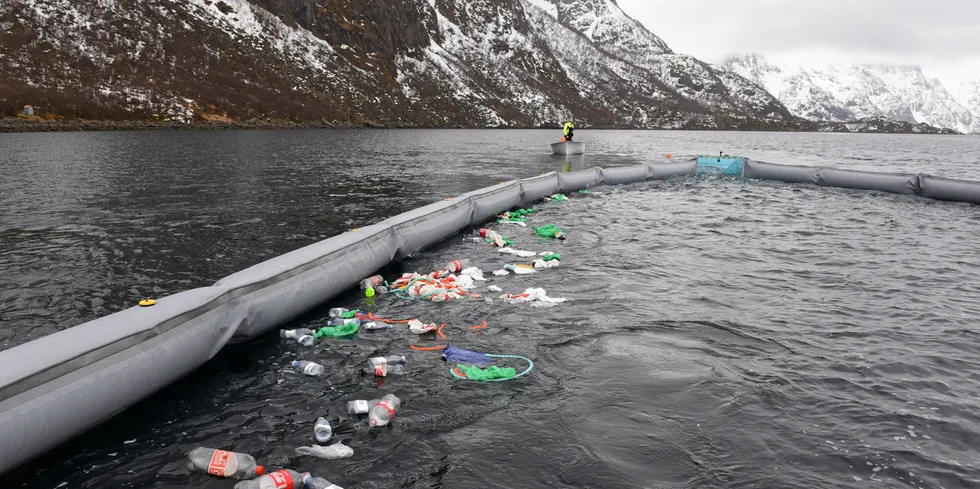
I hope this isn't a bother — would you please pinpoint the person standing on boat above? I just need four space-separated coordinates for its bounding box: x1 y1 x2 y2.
562 120 575 141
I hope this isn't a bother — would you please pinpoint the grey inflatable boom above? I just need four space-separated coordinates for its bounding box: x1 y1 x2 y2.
743 159 980 203
0 161 697 475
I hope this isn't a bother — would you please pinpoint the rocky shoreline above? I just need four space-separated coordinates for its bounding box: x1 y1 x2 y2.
0 117 963 135
0 118 362 133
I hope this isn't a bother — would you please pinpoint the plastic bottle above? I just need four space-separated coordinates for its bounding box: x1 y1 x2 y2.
327 317 360 327
328 308 348 318
368 394 401 427
369 355 407 365
363 363 405 377
233 469 307 489
186 447 265 479
314 417 332 443
291 360 324 376
347 399 381 415
478 228 506 246
445 259 469 273
359 275 384 290
360 321 391 331
297 335 315 347
303 474 345 489
462 236 483 243
280 328 315 339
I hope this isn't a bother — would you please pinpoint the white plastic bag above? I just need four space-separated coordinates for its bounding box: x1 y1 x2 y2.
295 443 354 459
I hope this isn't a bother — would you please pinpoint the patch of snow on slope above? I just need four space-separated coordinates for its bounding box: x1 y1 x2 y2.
525 0 557 18
183 0 336 74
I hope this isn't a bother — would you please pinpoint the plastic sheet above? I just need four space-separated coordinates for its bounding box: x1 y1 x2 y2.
0 162 693 475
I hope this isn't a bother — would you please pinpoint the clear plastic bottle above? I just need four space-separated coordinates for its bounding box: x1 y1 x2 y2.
462 236 483 243
326 317 360 327
233 469 307 489
303 474 345 489
187 447 265 479
297 335 315 347
327 308 348 318
347 399 381 415
363 363 405 377
369 356 407 366
314 417 332 443
359 275 384 289
360 321 391 331
280 328 315 339
291 360 324 376
445 259 470 273
368 394 401 427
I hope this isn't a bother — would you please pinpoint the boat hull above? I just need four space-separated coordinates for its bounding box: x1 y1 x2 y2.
551 141 585 155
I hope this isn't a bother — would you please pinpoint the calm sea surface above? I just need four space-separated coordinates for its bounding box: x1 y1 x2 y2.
1 130 978 488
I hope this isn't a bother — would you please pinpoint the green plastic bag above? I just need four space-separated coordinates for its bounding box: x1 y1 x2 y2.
456 364 516 381
532 224 564 239
541 253 561 261
550 194 566 202
314 323 359 338
340 309 360 319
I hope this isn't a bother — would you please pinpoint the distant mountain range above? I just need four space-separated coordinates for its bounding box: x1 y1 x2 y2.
724 54 979 134
0 0 808 130
0 0 971 134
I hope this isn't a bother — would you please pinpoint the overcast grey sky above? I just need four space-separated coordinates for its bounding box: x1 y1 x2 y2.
618 0 980 86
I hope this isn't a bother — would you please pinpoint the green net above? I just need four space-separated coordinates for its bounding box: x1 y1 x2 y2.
455 364 517 381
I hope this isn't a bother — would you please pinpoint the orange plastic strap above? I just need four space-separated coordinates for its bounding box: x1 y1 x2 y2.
437 324 447 339
367 312 412 324
452 366 468 378
468 320 487 330
410 345 446 351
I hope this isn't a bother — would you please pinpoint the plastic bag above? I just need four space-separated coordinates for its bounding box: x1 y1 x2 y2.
295 443 354 460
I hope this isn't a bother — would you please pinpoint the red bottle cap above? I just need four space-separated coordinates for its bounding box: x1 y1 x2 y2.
256 466 265 475
478 229 488 237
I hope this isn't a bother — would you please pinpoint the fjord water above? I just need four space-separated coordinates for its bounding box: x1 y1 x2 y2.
1 129 979 488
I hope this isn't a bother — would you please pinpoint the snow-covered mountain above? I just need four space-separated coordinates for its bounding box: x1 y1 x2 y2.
958 79 980 119
0 0 808 129
724 54 979 134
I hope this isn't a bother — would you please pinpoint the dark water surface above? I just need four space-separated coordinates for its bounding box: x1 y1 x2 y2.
1 130 979 488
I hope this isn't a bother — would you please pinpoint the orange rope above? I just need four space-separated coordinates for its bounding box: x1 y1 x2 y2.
367 312 412 324
453 366 468 378
437 324 447 339
468 320 487 330
410 345 446 351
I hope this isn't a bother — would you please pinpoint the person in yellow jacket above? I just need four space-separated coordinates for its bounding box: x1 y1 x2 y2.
562 120 575 141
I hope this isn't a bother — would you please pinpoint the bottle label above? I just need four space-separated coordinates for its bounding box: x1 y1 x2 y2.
207 449 232 476
378 400 396 418
374 363 387 377
269 470 294 489
303 363 320 375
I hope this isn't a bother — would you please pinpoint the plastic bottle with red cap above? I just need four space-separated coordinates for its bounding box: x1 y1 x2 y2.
186 447 265 479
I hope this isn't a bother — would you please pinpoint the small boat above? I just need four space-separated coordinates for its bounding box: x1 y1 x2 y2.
551 141 585 155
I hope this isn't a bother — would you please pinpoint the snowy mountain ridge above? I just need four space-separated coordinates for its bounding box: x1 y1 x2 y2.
724 53 979 134
0 0 809 130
